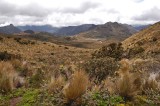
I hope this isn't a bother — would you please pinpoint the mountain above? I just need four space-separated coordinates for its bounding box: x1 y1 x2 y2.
18 25 59 33
76 22 137 40
24 30 35 34
133 24 151 31
122 21 160 58
0 24 21 34
55 24 97 36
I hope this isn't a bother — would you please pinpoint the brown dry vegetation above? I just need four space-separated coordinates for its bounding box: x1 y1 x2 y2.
0 61 21 94
63 71 89 106
0 22 160 106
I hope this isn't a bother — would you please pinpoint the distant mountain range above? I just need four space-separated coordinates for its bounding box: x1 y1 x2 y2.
0 22 151 39
55 24 97 36
0 24 21 34
18 25 59 33
75 22 137 40
133 24 151 31
18 22 139 38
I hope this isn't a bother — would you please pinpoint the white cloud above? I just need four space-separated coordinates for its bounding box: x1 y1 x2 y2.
0 0 160 26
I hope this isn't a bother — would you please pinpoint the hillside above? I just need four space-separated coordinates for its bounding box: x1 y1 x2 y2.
0 34 91 71
122 21 160 58
0 24 21 34
76 22 137 40
55 24 97 36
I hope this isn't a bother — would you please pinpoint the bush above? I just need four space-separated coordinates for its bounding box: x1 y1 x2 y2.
84 57 118 82
92 43 124 60
0 51 21 61
0 36 3 41
63 71 88 106
14 37 35 45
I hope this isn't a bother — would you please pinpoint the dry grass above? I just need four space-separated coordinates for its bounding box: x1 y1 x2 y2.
47 75 65 94
143 79 159 91
115 59 141 101
0 61 19 94
142 73 159 92
63 70 89 105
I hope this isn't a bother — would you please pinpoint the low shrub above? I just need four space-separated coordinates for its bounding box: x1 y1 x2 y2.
0 51 21 61
92 43 124 60
84 57 118 82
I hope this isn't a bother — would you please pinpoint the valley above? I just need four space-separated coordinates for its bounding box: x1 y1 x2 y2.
0 21 160 106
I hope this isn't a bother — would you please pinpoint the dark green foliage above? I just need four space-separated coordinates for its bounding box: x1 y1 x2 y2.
84 57 118 82
92 43 124 60
0 51 21 61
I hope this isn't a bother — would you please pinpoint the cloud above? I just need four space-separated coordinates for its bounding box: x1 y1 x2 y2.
59 1 100 14
107 9 119 14
131 0 144 3
0 0 160 26
0 0 51 17
132 7 160 21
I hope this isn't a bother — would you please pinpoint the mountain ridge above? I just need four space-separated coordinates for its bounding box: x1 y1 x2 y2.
0 24 21 34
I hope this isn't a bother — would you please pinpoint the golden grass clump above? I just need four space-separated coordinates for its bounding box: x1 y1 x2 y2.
115 59 141 101
63 71 89 105
47 75 65 94
143 79 159 91
0 61 19 94
142 73 159 92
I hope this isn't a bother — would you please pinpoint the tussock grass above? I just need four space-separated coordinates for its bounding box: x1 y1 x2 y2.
0 61 19 94
115 59 141 101
63 71 89 105
47 75 65 94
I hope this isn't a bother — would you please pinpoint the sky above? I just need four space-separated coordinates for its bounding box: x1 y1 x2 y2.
0 0 160 27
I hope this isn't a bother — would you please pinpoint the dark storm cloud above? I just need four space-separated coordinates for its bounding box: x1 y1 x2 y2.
0 0 51 17
59 2 100 14
132 7 160 21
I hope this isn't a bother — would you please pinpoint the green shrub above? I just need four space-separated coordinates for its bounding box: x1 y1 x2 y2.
84 57 118 82
92 43 124 60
